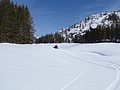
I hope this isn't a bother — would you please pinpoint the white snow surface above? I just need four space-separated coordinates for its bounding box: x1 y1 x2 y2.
59 11 120 40
0 43 120 90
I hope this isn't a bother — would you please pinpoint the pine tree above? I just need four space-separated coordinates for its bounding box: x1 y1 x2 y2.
0 0 35 44
54 33 64 43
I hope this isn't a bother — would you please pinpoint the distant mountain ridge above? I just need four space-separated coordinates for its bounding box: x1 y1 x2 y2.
58 11 120 42
36 10 120 43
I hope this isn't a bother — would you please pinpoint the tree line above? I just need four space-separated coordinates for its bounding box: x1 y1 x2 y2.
36 33 64 43
36 12 120 43
74 12 120 43
0 0 35 44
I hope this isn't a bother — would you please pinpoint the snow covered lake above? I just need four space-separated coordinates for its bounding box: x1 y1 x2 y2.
0 43 120 90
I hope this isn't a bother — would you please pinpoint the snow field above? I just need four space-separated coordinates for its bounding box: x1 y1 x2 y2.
0 43 120 90
0 43 87 90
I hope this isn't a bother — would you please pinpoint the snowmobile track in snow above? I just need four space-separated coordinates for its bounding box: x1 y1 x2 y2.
60 49 89 90
60 44 120 90
106 65 120 90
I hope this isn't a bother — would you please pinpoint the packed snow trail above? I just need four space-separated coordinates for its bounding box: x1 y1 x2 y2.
60 64 89 90
60 44 120 90
60 49 89 90
0 43 120 90
106 66 120 90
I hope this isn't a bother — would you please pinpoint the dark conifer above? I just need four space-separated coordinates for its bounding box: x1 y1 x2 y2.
0 0 35 44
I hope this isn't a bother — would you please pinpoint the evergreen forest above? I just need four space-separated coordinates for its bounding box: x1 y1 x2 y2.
36 12 120 43
0 0 35 44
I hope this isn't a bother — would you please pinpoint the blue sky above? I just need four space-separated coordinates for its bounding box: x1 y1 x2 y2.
12 0 120 37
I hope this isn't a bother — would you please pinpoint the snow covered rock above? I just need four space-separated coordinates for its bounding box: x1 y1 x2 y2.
58 11 120 40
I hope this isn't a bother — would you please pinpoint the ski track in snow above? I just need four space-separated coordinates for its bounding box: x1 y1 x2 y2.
89 51 120 90
1 44 120 90
60 49 89 90
60 44 120 90
106 66 120 90
60 63 89 90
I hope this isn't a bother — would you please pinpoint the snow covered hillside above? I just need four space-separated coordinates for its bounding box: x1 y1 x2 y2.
0 43 120 90
59 11 120 40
